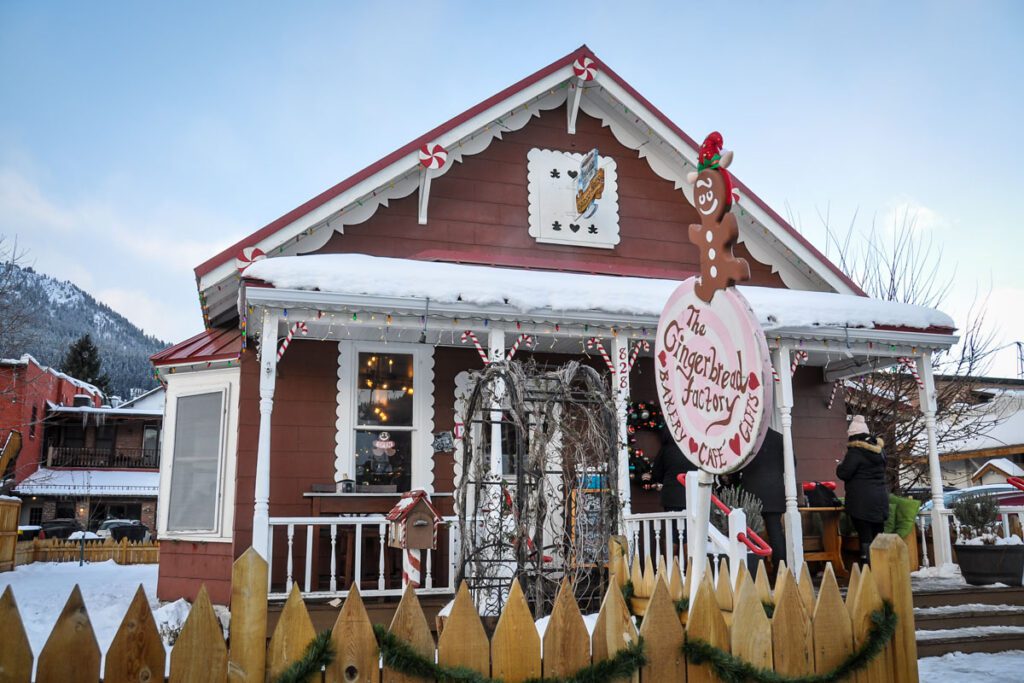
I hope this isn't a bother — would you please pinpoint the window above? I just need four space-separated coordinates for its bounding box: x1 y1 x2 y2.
143 426 160 454
29 406 37 439
95 425 115 452
166 391 224 531
28 507 42 525
336 343 433 492
354 352 414 491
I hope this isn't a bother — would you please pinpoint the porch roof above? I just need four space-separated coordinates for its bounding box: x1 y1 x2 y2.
14 468 159 497
243 253 956 340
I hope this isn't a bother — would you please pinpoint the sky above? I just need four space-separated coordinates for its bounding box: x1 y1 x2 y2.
1 1 1022 375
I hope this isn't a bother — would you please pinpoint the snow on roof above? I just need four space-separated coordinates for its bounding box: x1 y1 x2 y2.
45 402 162 418
245 254 955 332
14 469 159 497
118 386 165 410
0 354 103 398
973 458 1024 479
942 392 1024 455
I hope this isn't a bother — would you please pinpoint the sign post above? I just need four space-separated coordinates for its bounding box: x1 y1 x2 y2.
655 133 773 600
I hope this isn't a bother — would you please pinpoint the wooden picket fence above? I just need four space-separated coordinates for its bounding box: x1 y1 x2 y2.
0 534 917 682
14 538 159 567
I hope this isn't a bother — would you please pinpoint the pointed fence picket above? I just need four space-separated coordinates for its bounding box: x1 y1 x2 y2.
0 534 920 682
14 538 159 567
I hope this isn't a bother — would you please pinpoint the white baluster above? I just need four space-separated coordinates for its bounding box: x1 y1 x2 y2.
378 522 386 591
329 524 338 594
304 524 314 592
353 523 363 592
266 525 275 592
653 523 662 566
678 517 686 568
426 547 434 589
642 521 651 560
286 524 295 593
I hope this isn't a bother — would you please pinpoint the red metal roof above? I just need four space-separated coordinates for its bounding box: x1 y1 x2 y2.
151 327 241 367
193 45 864 297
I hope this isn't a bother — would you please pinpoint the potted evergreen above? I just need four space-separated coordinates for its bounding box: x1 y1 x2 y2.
952 493 1024 586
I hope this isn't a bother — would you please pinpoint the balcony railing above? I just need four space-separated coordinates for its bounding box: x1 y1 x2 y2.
47 446 160 470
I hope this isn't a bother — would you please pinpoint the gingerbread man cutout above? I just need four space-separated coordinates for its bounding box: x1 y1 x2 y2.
686 132 750 302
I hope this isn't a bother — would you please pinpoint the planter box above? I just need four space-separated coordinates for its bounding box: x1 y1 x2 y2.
955 544 1024 586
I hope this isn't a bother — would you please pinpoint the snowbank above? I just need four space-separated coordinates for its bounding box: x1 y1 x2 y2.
919 650 1024 679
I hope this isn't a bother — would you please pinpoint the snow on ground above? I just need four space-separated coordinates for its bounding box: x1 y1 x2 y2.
0 560 158 656
919 650 1024 679
916 625 1024 641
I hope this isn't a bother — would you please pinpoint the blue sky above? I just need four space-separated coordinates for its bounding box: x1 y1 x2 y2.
1 2 1022 374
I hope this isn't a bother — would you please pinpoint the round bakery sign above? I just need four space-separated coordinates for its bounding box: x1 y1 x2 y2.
654 278 773 474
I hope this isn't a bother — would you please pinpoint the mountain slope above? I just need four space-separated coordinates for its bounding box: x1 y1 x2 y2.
1 265 168 398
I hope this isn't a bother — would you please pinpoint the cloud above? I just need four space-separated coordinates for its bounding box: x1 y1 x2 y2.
880 196 953 234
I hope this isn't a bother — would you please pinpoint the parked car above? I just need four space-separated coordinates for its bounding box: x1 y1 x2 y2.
17 525 42 540
97 519 151 542
918 483 1024 529
38 518 82 540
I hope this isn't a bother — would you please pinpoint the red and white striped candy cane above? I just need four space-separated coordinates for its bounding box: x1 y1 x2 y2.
277 321 308 361
628 340 651 371
771 365 780 383
586 337 615 373
826 381 844 410
403 548 422 589
899 357 925 390
461 330 489 365
506 334 533 360
790 350 809 374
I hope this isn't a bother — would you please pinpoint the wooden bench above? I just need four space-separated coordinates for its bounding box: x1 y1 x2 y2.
799 506 849 577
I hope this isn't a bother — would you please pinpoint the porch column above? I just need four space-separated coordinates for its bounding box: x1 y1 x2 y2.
918 352 953 566
487 329 505 475
774 346 803 574
252 310 279 559
612 335 632 518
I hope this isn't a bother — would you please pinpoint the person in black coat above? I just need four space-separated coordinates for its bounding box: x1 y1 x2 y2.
646 427 697 512
837 414 890 564
736 428 785 565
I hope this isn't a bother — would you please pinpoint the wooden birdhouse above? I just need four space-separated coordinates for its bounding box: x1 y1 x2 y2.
386 490 442 550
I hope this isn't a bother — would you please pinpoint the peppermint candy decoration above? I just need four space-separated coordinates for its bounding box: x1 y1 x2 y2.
572 56 597 81
235 246 266 274
418 143 448 170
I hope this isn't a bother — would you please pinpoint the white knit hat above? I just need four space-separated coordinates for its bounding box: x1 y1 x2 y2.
848 415 869 436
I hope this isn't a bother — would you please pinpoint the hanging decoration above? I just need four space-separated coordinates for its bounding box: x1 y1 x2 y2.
572 55 598 81
234 246 266 274
627 400 664 485
461 330 489 365
277 321 308 361
628 339 650 372
790 349 809 374
586 337 615 374
418 143 448 170
898 357 925 390
825 381 843 410
506 333 534 360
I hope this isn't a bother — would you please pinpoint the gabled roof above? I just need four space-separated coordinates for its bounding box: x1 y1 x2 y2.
194 45 864 325
972 457 1024 481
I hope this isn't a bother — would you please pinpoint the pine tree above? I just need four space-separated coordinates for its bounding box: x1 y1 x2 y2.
60 333 110 396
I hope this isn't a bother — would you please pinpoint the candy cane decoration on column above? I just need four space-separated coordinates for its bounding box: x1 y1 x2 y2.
628 340 651 372
586 337 616 374
899 357 925 390
461 330 489 365
771 365 780 383
277 321 308 361
826 381 844 410
506 334 533 360
403 548 422 589
790 349 809 375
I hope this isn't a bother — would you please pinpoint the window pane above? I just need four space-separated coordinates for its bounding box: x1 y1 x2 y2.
357 353 414 426
167 392 223 531
355 430 411 492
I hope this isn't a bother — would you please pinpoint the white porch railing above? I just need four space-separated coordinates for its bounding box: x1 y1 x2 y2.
917 506 1024 568
623 509 750 579
267 515 459 600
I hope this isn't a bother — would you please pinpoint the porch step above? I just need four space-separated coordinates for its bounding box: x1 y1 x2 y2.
916 625 1024 658
912 585 1024 609
915 604 1024 630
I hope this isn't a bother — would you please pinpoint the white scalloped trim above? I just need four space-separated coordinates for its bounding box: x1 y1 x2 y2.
333 341 350 483
416 345 436 493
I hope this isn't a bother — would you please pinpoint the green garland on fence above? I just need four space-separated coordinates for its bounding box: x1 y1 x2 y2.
682 600 898 683
273 629 335 683
373 624 647 683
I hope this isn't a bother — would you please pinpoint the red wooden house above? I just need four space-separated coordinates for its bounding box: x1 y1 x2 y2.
152 46 958 605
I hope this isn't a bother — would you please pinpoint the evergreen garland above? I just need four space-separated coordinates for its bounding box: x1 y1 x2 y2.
273 629 335 683
682 601 898 683
373 624 647 683
762 601 775 619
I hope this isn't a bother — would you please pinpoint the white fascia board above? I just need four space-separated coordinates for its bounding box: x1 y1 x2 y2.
767 326 959 352
198 67 576 294
596 77 855 296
